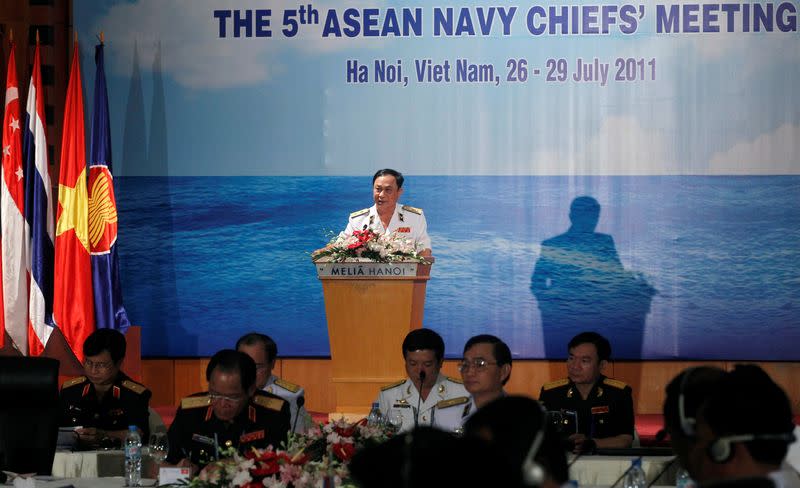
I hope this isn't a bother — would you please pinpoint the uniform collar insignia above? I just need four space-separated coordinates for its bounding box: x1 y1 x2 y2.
82 384 91 397
399 212 404 222
204 406 213 421
266 386 273 394
406 385 412 395
597 387 604 398
369 215 375 225
567 387 573 398
397 398 408 405
438 384 445 394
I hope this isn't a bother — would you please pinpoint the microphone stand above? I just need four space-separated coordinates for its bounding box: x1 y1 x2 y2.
292 396 306 433
414 371 426 428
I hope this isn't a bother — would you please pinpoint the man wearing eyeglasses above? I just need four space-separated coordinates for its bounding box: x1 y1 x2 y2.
377 329 467 433
538 331 634 454
165 350 290 469
434 335 513 432
236 332 309 433
59 329 152 448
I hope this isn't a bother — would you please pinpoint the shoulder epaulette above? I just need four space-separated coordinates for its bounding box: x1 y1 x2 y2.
603 378 628 390
121 379 148 395
274 378 301 393
181 396 211 410
446 376 464 384
253 395 285 412
542 378 570 391
350 208 370 219
62 376 88 389
401 205 422 215
437 396 469 409
381 379 406 391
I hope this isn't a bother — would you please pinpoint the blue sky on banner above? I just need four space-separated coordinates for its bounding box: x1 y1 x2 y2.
75 0 800 177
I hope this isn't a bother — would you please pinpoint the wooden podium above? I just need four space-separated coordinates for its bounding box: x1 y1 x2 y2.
315 259 432 414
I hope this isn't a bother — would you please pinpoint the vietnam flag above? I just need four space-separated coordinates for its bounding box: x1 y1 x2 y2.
1 41 30 350
54 41 95 360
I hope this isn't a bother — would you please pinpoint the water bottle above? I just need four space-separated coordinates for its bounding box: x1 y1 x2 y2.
676 468 695 488
622 458 647 488
367 402 383 427
124 425 142 487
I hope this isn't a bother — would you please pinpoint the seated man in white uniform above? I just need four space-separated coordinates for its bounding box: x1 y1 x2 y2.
435 334 513 432
377 328 467 433
344 168 432 257
236 332 309 433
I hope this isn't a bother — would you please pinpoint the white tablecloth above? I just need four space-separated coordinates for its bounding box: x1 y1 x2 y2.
30 477 156 488
51 452 158 479
570 455 678 486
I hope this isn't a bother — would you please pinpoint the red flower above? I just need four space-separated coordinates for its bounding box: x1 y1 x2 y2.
334 424 356 437
248 450 290 477
332 442 355 462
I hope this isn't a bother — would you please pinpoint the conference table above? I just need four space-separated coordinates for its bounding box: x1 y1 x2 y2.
16 478 156 488
51 450 678 485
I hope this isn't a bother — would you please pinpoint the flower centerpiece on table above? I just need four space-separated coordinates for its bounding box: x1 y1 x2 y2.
312 227 430 264
181 418 395 488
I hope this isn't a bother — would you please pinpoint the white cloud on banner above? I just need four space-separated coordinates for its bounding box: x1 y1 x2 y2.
95 0 387 90
530 115 672 175
708 124 800 174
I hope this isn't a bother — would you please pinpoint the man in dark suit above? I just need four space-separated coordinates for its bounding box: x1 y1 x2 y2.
59 329 151 448
165 350 290 470
538 331 634 454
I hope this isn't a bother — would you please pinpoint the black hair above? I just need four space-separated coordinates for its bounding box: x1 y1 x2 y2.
463 334 513 385
372 168 404 189
662 366 726 439
701 364 794 466
568 331 612 362
464 396 568 485
402 329 445 362
236 332 278 363
83 329 127 363
206 349 257 391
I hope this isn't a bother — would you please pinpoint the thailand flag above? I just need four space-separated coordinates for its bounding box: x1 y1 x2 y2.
2 42 30 351
89 43 129 333
54 42 95 361
22 44 55 356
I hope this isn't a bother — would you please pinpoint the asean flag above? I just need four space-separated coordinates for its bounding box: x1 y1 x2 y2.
89 42 129 332
54 42 95 361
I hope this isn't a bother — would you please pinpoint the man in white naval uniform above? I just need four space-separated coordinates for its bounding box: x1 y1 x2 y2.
377 329 468 433
433 334 513 433
236 332 309 433
344 169 432 256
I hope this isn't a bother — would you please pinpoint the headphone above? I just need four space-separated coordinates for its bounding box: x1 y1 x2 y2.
521 401 548 487
707 432 796 463
677 367 699 436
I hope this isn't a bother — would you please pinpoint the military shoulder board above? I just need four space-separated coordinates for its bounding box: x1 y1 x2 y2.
401 205 422 215
62 376 88 389
254 395 285 411
181 396 211 409
122 380 147 395
603 378 628 390
381 379 405 391
542 378 570 391
436 396 469 409
274 378 301 393
350 208 370 218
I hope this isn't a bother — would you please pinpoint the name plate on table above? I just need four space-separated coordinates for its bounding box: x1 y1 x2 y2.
316 261 418 278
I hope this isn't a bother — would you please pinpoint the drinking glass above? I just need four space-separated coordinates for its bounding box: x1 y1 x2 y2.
387 408 403 431
149 432 169 464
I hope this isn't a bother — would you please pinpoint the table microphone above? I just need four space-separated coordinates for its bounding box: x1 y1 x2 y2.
414 371 426 428
609 456 643 488
292 396 306 432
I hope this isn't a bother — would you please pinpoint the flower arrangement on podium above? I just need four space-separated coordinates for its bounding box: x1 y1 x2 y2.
312 227 429 264
183 418 395 488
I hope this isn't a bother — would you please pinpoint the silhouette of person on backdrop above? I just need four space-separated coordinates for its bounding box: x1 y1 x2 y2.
531 196 656 359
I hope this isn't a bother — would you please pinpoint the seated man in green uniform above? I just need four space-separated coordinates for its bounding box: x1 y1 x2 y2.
59 328 152 448
165 349 290 470
538 331 634 454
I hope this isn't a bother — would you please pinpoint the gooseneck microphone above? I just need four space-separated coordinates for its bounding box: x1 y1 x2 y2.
292 396 306 433
414 371 426 428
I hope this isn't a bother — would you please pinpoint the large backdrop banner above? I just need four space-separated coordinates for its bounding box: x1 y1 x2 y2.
74 0 799 359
